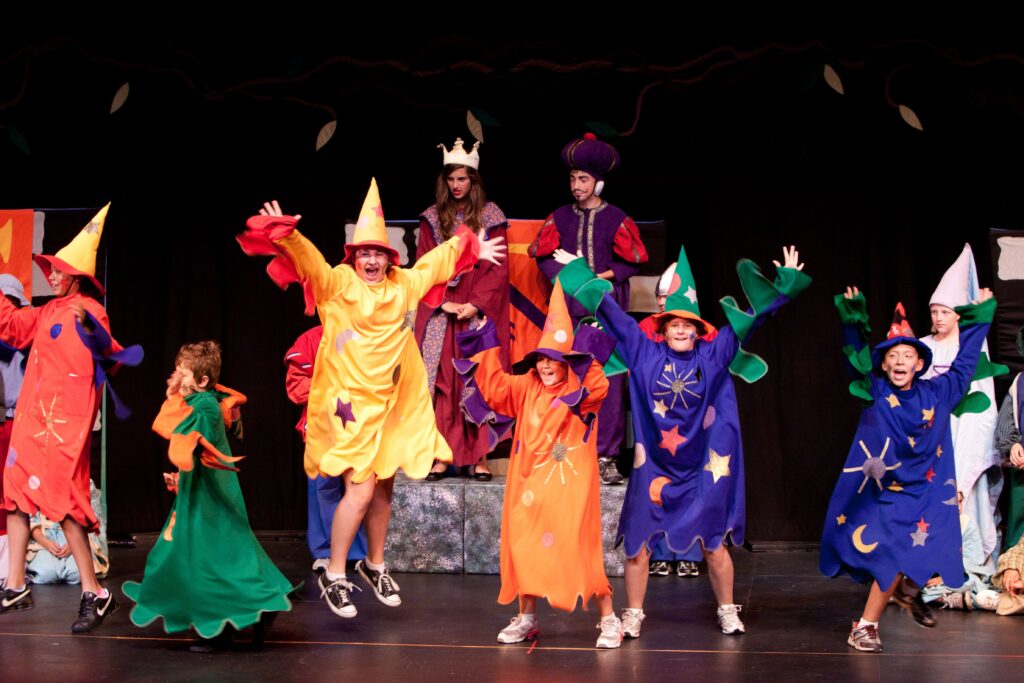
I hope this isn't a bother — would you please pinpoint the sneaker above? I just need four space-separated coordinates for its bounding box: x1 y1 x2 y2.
620 608 645 639
0 585 33 615
497 613 540 644
599 458 624 486
677 561 700 577
847 621 883 652
974 589 1000 612
71 590 117 633
595 614 624 649
317 571 360 618
891 578 936 628
716 604 745 634
355 560 401 607
937 590 969 611
649 561 671 576
311 558 330 574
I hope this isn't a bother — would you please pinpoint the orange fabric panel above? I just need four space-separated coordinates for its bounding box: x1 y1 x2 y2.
0 210 36 298
507 219 552 365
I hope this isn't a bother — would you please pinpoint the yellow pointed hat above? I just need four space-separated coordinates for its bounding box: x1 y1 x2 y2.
343 178 400 266
34 203 109 295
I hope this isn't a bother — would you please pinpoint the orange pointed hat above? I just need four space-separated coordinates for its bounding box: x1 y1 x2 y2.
343 178 400 266
34 203 110 295
512 279 579 373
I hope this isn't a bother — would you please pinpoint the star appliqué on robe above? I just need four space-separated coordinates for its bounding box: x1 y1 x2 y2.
335 399 356 428
704 448 732 483
659 425 687 455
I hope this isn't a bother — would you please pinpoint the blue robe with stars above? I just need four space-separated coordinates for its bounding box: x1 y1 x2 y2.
595 290 795 559
819 300 992 589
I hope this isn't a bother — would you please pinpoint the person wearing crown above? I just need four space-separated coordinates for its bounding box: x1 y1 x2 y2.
529 133 649 486
237 180 506 621
556 243 810 638
415 137 509 482
0 204 143 633
820 285 995 652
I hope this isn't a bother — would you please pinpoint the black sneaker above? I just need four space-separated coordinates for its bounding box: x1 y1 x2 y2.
599 458 624 485
355 560 402 607
71 590 117 633
0 585 33 615
892 578 936 628
317 571 359 618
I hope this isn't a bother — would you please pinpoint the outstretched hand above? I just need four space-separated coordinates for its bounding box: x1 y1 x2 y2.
974 287 994 304
843 285 860 300
479 235 507 266
258 200 301 222
772 245 804 271
553 248 582 266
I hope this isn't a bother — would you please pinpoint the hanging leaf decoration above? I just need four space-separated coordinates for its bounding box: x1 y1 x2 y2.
585 120 619 137
110 82 130 114
316 120 337 151
823 65 844 95
468 107 500 127
5 127 30 155
898 104 924 131
467 109 484 143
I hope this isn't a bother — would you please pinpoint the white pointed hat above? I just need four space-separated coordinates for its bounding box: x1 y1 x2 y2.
930 243 979 309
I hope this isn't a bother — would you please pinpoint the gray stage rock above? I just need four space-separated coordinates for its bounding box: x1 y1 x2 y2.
383 473 627 576
385 474 464 573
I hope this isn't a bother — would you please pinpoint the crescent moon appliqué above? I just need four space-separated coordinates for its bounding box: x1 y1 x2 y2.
852 524 878 553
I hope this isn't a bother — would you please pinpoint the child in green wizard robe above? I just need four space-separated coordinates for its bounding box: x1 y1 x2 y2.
123 341 294 651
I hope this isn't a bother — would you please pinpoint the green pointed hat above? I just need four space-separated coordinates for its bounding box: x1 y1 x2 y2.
651 244 716 337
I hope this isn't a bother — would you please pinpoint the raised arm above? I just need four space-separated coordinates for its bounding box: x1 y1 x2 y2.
930 290 996 408
554 250 653 369
403 227 506 304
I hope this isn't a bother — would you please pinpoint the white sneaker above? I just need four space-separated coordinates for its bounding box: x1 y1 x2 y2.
595 614 624 649
717 604 745 634
311 558 330 573
621 608 645 638
974 589 1000 612
497 613 539 644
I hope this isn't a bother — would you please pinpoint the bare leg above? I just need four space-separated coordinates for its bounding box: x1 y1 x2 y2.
704 545 734 605
5 510 29 588
59 517 101 594
625 546 651 609
364 476 395 566
862 575 901 623
595 593 614 618
328 471 375 575
519 594 537 614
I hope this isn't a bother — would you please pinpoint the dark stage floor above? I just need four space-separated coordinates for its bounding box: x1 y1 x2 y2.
2 534 1022 682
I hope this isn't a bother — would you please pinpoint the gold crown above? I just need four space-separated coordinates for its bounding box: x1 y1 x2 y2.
438 137 481 169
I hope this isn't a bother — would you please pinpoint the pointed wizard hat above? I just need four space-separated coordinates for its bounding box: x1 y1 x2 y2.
34 203 110 295
343 178 400 266
650 244 717 338
872 302 932 376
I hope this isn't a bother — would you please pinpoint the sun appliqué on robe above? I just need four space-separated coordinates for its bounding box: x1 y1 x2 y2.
557 257 811 559
819 294 994 588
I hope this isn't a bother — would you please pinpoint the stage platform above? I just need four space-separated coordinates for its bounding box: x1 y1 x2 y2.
385 473 627 576
1 535 1022 682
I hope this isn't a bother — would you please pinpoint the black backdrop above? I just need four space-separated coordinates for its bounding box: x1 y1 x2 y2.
2 7 1023 541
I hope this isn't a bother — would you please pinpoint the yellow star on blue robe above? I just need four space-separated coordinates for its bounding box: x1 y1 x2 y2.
653 399 669 418
885 394 901 408
704 448 732 483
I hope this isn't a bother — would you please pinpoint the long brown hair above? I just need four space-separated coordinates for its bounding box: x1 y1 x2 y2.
434 164 487 238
